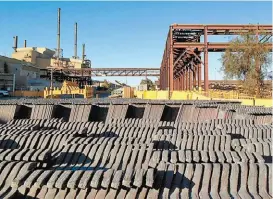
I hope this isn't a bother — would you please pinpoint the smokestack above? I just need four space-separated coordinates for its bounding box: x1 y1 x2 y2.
82 43 85 61
24 40 27 48
57 8 61 60
13 36 18 52
74 22 78 58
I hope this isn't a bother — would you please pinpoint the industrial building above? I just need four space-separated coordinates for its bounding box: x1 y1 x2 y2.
0 55 40 90
0 26 90 92
11 33 88 69
11 46 86 69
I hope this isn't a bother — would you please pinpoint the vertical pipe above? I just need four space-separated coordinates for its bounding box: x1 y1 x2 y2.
13 36 18 52
82 43 85 61
204 26 209 92
57 8 61 62
24 40 27 48
12 74 15 92
74 22 78 58
50 68 53 99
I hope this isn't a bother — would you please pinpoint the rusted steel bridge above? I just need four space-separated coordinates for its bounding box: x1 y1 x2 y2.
159 24 273 92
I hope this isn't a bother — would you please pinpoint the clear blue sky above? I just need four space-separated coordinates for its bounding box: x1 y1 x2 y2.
0 1 271 86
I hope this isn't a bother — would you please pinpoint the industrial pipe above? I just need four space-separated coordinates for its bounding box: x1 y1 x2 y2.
24 40 27 48
74 22 78 58
13 36 18 52
57 8 61 60
82 43 85 61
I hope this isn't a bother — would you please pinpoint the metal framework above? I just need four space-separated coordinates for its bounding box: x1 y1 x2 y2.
42 68 160 77
160 24 273 92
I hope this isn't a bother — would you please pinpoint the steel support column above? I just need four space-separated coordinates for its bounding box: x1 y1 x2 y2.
164 67 167 89
182 75 185 90
193 68 196 89
204 26 209 92
189 69 192 90
198 63 201 89
169 26 174 92
182 74 184 90
185 70 188 90
180 75 182 90
179 76 181 90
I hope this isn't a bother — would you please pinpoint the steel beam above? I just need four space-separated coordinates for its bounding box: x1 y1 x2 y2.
181 74 184 90
185 69 188 90
169 26 174 97
172 24 272 31
198 63 201 89
193 63 197 88
189 69 192 90
173 50 187 67
173 42 273 50
204 26 209 92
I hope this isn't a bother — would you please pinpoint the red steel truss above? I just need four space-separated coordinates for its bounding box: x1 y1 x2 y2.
43 68 160 77
160 24 273 92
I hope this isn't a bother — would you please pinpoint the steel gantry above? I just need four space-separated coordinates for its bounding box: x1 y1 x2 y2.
42 68 160 77
160 24 273 92
41 68 160 87
68 68 160 76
